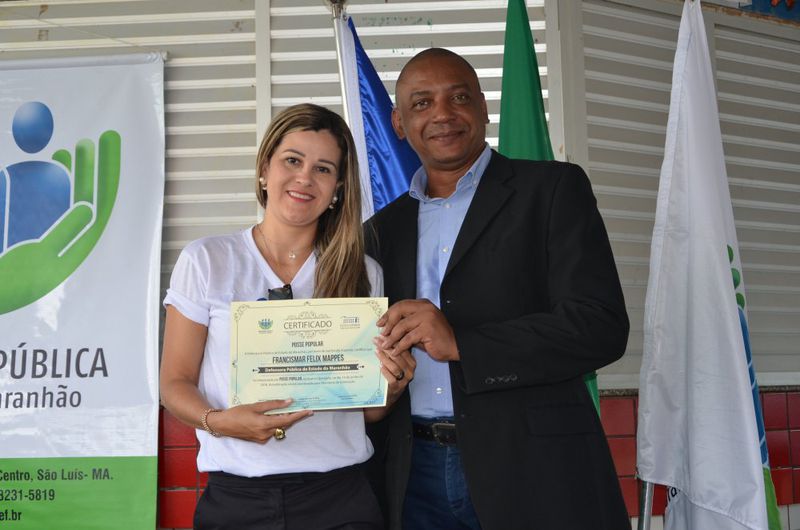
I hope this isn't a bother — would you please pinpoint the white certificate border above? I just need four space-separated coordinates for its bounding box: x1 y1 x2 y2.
230 298 388 411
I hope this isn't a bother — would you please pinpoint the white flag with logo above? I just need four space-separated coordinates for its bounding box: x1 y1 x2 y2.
636 1 773 529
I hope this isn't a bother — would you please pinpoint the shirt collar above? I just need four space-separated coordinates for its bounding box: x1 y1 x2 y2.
409 144 492 203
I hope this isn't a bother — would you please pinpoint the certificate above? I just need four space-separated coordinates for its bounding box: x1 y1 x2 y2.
229 297 388 413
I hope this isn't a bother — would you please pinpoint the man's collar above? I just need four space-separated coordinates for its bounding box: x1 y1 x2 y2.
409 144 492 202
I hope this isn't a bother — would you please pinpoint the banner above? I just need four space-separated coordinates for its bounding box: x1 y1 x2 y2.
636 2 778 529
0 53 164 529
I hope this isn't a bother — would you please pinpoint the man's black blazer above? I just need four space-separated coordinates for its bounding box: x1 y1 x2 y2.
365 151 631 530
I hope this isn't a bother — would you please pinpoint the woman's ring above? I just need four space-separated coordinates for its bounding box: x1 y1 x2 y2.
395 370 405 381
274 427 286 440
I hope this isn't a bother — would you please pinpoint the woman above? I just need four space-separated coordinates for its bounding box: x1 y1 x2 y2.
160 103 415 530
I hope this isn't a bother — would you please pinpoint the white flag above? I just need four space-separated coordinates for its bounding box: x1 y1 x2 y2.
636 1 771 529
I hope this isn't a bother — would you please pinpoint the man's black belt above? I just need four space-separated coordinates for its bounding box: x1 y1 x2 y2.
412 421 457 446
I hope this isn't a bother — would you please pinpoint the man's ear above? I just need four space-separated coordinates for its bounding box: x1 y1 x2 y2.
391 108 406 140
481 93 489 124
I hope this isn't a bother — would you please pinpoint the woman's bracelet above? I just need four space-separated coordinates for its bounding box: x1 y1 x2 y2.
200 408 222 437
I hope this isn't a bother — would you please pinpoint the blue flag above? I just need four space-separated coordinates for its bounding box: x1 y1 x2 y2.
337 16 420 218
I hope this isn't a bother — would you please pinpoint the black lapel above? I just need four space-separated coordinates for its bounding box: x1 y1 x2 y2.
383 196 419 300
444 152 514 278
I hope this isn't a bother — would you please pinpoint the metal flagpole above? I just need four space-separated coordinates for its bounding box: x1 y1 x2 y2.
324 0 376 219
327 0 351 125
637 480 654 530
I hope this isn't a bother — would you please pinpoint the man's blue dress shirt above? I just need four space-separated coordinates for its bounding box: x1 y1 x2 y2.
407 144 492 418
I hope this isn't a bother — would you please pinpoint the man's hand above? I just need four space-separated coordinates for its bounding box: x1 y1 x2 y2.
377 347 416 404
376 299 459 362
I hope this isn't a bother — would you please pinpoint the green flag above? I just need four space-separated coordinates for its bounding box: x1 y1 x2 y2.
498 0 600 414
498 0 553 160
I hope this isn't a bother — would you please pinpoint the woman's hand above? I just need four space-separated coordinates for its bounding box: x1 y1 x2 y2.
364 346 416 422
160 308 312 443
206 399 313 444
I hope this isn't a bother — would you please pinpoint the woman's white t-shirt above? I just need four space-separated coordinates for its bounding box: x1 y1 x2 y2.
164 227 383 477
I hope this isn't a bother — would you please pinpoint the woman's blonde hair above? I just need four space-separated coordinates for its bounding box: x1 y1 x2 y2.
255 103 370 298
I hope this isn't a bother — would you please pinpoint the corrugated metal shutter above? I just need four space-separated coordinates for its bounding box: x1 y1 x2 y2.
4 0 794 387
713 14 800 384
1 0 549 304
582 0 800 387
268 0 549 148
0 0 258 306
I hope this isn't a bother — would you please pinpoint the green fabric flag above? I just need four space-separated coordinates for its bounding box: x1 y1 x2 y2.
498 0 599 414
765 467 782 530
498 0 553 160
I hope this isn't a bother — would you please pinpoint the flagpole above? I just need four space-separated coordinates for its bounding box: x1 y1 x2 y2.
327 0 351 125
636 480 654 530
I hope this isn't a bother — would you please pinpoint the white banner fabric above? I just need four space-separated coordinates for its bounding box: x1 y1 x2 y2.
0 52 164 529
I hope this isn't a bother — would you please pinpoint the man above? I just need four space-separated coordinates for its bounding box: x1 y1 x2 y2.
365 48 630 530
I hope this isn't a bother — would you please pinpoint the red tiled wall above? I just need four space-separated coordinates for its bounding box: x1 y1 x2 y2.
158 409 204 529
157 391 800 528
600 391 800 518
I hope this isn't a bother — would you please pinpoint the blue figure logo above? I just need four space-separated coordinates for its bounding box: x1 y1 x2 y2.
1 102 71 251
0 101 121 315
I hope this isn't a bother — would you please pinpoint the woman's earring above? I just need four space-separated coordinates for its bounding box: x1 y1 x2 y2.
328 195 338 210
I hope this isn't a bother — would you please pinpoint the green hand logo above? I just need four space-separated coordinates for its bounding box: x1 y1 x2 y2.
0 131 120 314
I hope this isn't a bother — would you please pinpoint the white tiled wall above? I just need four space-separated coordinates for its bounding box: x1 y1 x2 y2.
630 516 663 530
788 503 800 530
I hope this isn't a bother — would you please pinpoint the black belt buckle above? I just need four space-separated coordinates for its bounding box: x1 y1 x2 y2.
430 422 457 446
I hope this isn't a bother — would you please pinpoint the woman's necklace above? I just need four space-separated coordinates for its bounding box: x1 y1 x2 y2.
256 223 301 260
255 224 313 281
